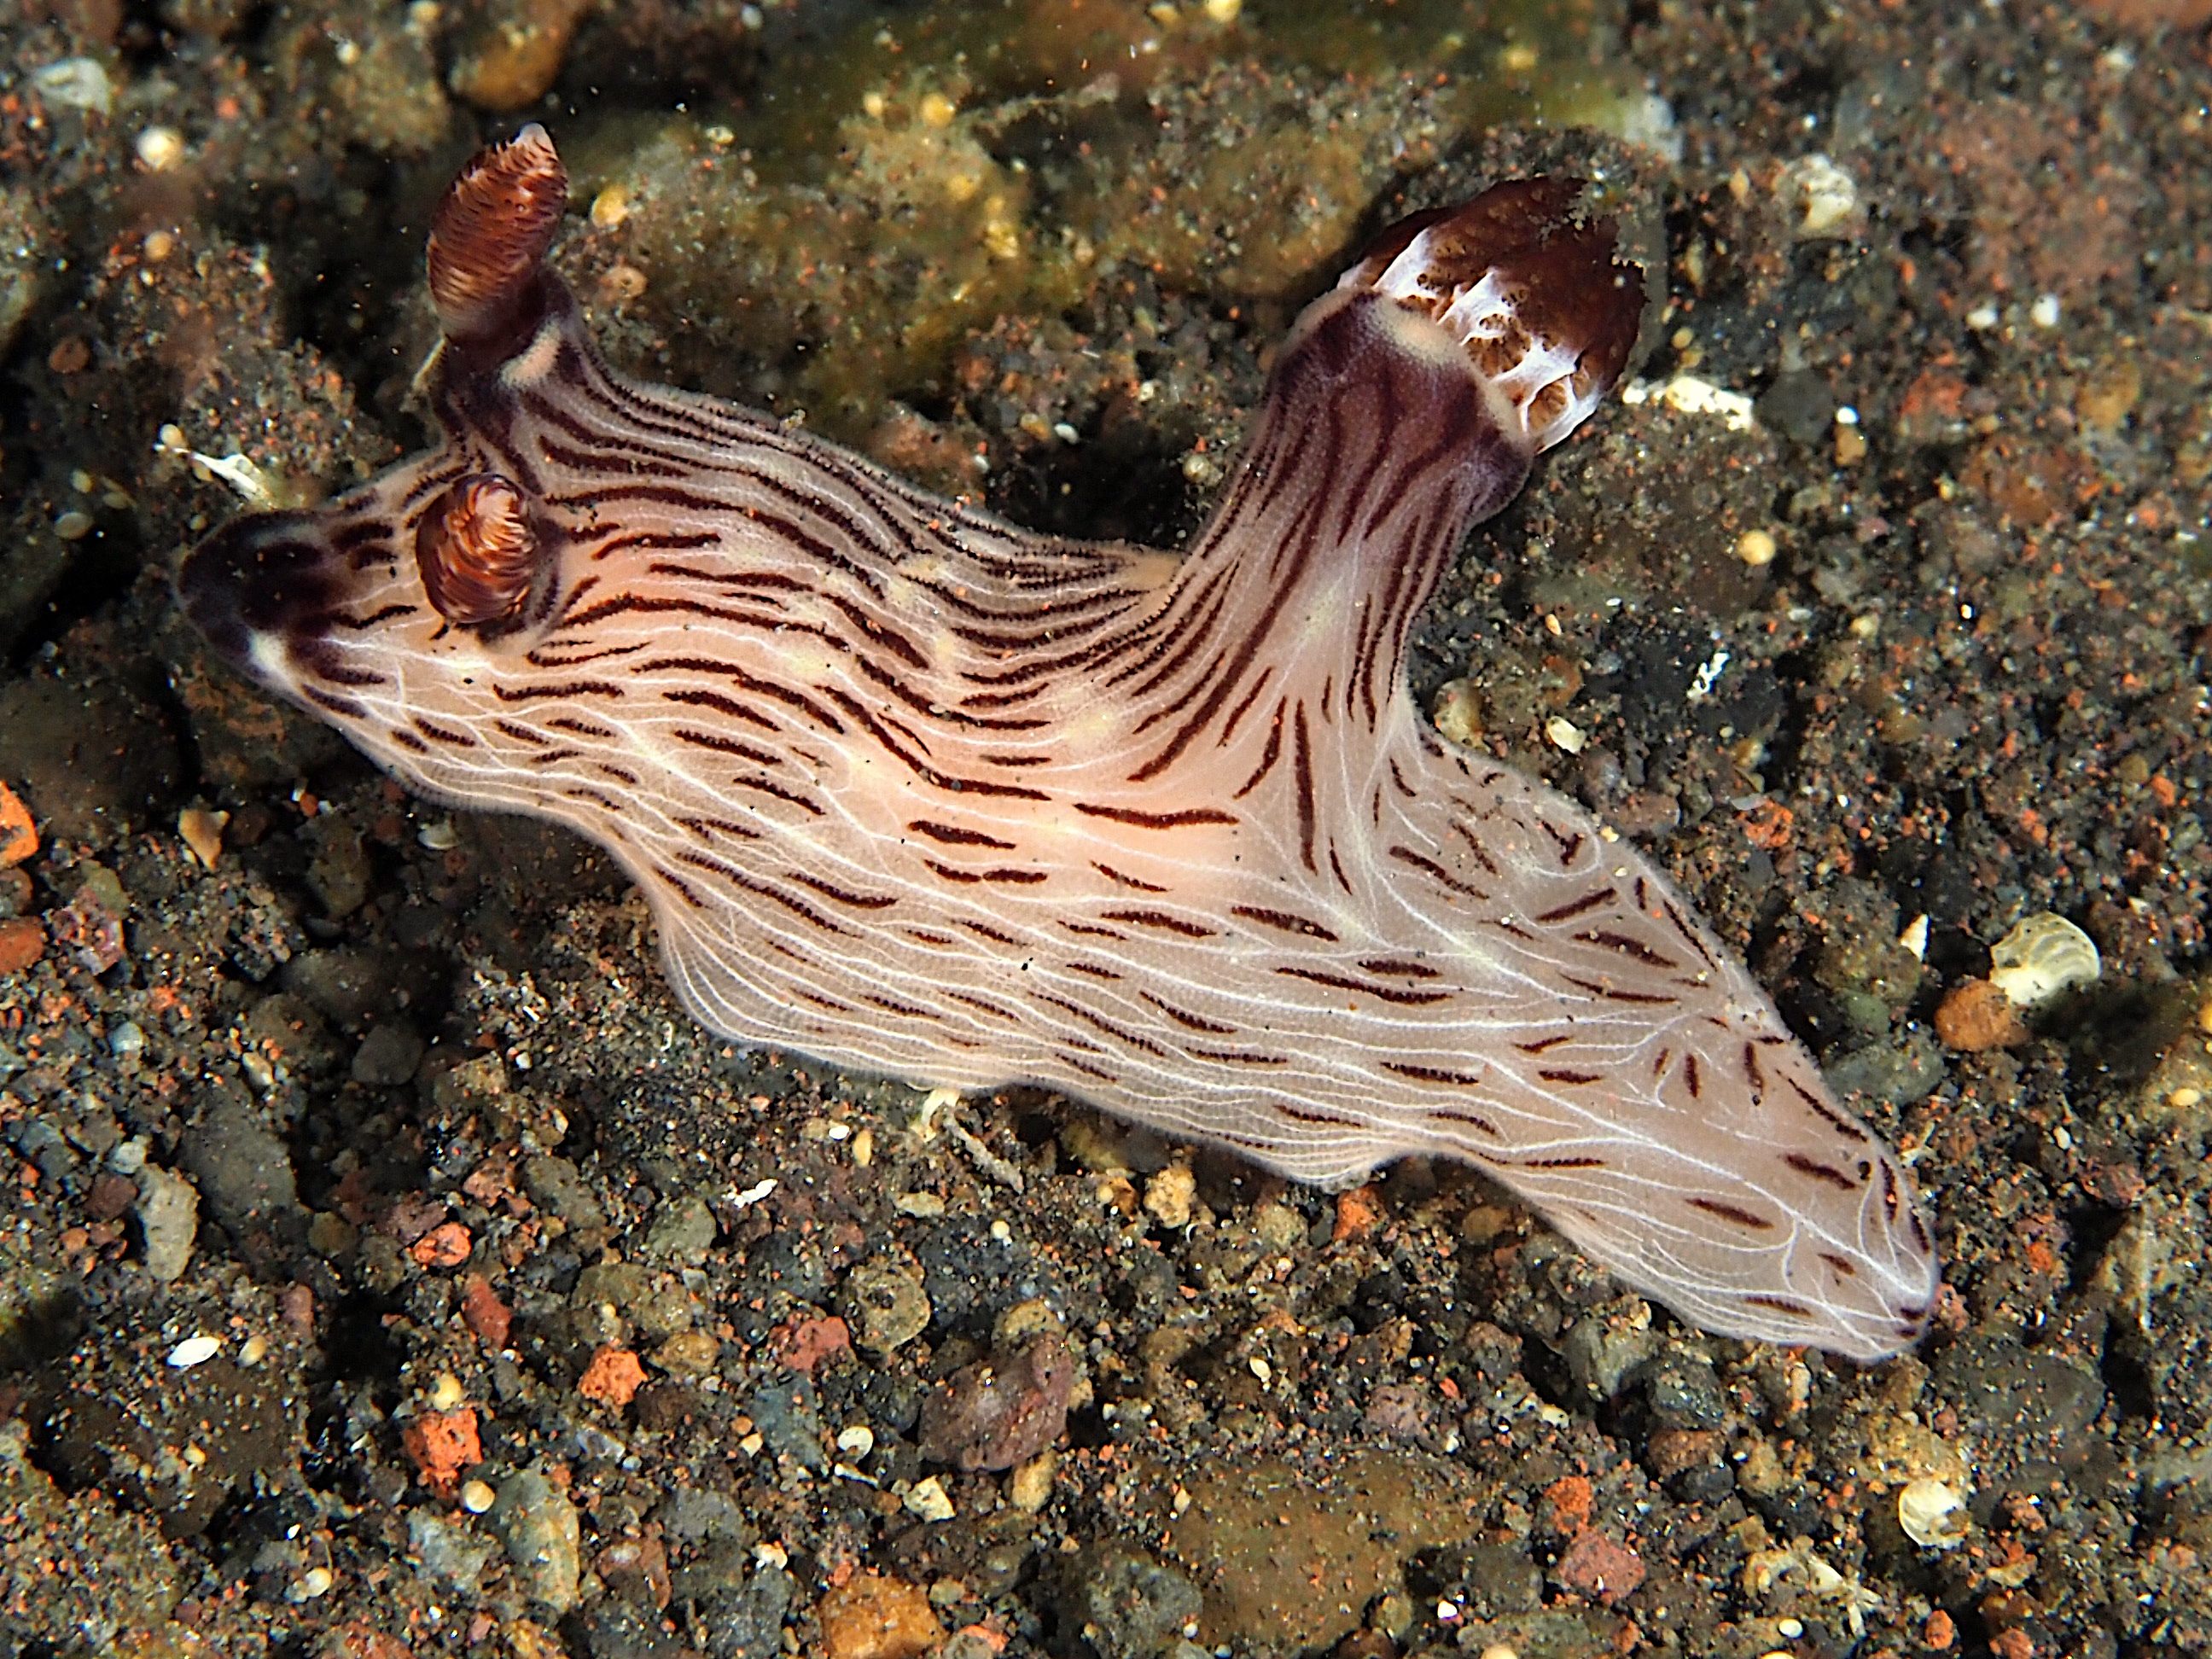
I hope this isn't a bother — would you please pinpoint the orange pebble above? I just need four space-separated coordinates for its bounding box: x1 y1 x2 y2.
0 917 42 975
579 1344 647 1407
410 1220 474 1269
0 782 35 868
402 1406 482 1499
1935 979 2029 1051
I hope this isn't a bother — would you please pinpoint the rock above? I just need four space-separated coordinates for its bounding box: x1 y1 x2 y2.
407 1509 495 1595
1825 1027 1947 1106
1561 1312 1662 1400
918 1332 1075 1472
656 1487 748 1546
303 812 371 917
1062 1544 1202 1659
0 916 42 975
817 1570 942 1659
1935 979 2029 1051
489 1467 582 1613
687 1561 794 1659
1162 1451 1484 1651
643 1193 717 1265
1552 1532 1644 1603
280 947 406 1031
1934 1332 2106 1441
524 1154 609 1251
841 1256 932 1353
747 1377 826 1470
178 1091 298 1232
351 1020 425 1086
134 1165 199 1282
38 1355 294 1539
1642 1350 1729 1429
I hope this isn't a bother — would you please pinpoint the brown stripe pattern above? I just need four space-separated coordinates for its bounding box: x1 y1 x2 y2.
176 127 1938 1362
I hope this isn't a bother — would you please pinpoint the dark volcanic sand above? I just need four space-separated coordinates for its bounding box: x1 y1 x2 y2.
1 2 2210 1656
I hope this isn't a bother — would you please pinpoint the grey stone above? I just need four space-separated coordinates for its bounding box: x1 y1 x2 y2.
178 1091 297 1231
1644 1351 1729 1430
656 1486 749 1545
488 1466 580 1613
690 1562 793 1659
407 1509 494 1595
524 1155 609 1251
644 1193 717 1265
134 1166 199 1283
745 1377 825 1471
1561 1312 1662 1400
1062 1543 1202 1659
351 1021 424 1087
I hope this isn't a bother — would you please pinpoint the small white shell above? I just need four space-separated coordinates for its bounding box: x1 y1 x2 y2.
166 1334 221 1369
1988 913 2100 1008
1898 1476 1969 1549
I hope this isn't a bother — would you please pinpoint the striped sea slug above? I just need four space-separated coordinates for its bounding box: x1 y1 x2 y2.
178 125 1939 1360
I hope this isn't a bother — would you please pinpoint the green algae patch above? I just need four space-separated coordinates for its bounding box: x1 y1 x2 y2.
1153 1449 1487 1650
557 0 1665 446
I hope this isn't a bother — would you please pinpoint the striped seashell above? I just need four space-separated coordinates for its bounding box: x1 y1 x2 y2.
178 125 1938 1359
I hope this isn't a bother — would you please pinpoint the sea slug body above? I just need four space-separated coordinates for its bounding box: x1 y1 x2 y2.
178 125 1939 1360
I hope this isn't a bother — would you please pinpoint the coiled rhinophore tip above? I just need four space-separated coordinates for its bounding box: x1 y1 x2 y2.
1342 177 1642 452
415 472 539 627
427 123 569 341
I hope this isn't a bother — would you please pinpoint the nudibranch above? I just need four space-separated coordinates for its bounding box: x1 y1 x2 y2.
179 125 1938 1359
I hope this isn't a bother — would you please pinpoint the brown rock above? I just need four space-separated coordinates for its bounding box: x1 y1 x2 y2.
917 1333 1075 1472
818 1571 942 1659
1646 1428 1725 1481
1553 1531 1645 1603
460 1274 513 1348
0 916 43 975
1936 979 2029 1051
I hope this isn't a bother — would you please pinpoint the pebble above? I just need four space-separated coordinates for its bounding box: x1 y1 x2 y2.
488 1467 582 1613
842 1256 933 1353
0 917 43 975
1010 1448 1056 1512
918 1332 1076 1472
903 1476 956 1522
1143 1161 1196 1228
818 1570 943 1659
1061 1544 1202 1659
653 1329 721 1378
350 1021 425 1087
135 126 186 172
1552 1531 1645 1601
134 1165 199 1283
1934 979 2029 1051
0 780 36 866
643 1192 717 1264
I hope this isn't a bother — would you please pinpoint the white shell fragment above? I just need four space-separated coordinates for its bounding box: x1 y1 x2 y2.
166 1334 221 1369
1897 1477 1969 1549
1779 153 1860 237
1988 914 2101 1009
